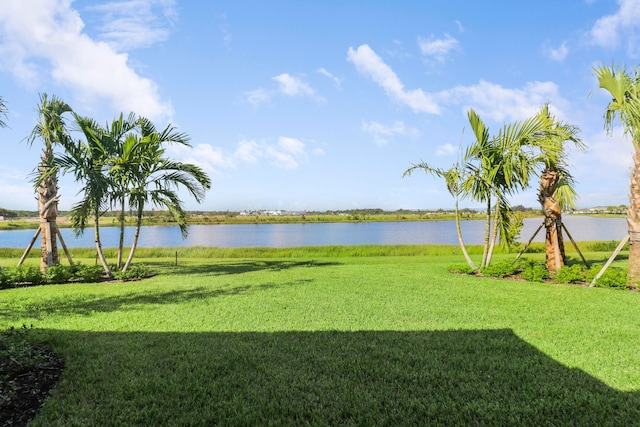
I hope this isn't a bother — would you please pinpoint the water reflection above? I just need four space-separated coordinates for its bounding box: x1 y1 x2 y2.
0 217 628 248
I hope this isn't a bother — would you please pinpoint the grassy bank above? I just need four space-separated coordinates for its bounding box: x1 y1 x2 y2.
1 247 638 425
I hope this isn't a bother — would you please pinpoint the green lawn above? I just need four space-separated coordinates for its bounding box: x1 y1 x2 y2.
1 247 639 425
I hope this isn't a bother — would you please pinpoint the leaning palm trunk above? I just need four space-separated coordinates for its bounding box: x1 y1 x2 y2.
538 168 566 273
122 205 144 273
117 198 126 270
38 147 60 272
93 211 113 278
481 198 492 268
627 149 640 287
485 207 501 267
454 198 476 270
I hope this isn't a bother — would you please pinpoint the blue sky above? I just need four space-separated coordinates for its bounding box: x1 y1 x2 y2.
0 0 637 212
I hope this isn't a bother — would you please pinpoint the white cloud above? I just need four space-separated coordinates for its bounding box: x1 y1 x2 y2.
348 44 569 126
436 143 457 156
544 41 569 62
347 44 440 114
245 73 324 106
170 137 315 172
439 80 566 122
418 34 459 62
455 20 465 33
244 88 273 107
361 120 416 145
317 67 343 87
0 0 173 121
87 0 177 51
234 140 262 164
265 137 308 169
273 73 318 98
590 0 640 56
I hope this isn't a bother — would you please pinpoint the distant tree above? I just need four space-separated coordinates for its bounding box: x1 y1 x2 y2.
594 63 640 286
28 94 73 272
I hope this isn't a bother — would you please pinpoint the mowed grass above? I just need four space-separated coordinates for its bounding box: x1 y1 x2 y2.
1 246 639 425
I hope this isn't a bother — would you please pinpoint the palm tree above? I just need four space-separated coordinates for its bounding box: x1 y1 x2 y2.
404 159 477 270
27 94 73 272
102 113 139 269
54 114 115 278
594 64 640 287
122 118 211 272
464 109 548 268
531 105 584 272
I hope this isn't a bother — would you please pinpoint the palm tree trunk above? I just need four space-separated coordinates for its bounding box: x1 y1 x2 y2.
539 168 566 273
93 211 113 279
486 207 499 266
37 153 60 273
627 149 640 287
481 198 492 268
122 205 143 273
117 197 125 270
455 198 476 270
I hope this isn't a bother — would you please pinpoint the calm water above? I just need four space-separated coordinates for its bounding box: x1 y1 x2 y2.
0 217 627 249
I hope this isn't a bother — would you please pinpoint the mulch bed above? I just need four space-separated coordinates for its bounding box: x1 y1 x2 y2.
0 341 64 427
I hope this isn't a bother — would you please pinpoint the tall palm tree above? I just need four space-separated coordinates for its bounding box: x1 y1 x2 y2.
54 114 115 278
594 64 640 287
102 113 139 269
122 118 211 272
531 105 584 273
27 94 73 272
464 109 548 267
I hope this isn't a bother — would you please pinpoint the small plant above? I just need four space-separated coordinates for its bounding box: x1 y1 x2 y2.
554 264 585 284
480 260 519 278
520 260 550 283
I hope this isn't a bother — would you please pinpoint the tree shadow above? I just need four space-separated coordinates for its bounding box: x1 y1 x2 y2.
32 328 639 426
0 280 312 321
148 259 342 276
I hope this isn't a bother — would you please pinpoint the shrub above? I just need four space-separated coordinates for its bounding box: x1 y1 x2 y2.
72 264 103 283
45 264 73 284
113 264 152 281
520 261 550 283
586 240 629 252
480 260 519 278
554 264 585 284
0 267 13 289
587 265 628 290
11 266 45 286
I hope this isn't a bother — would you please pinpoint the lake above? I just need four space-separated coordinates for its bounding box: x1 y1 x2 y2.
0 217 627 249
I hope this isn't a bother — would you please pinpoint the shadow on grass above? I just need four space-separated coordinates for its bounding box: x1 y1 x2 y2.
1 280 311 321
148 259 342 277
30 328 639 426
